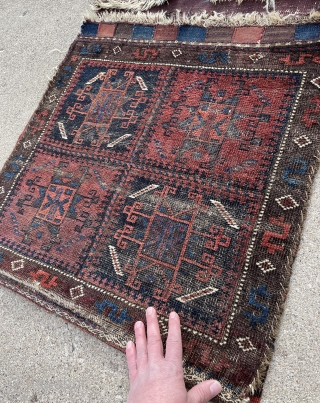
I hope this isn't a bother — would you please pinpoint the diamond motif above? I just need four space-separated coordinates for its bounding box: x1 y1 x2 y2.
113 46 122 55
23 140 32 148
275 195 299 210
49 94 57 103
70 285 85 300
256 259 276 274
236 337 256 352
293 135 312 148
172 49 182 58
311 76 320 89
249 52 264 63
11 259 25 271
0 186 4 194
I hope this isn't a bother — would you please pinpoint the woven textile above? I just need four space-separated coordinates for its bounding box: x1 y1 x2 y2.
89 0 320 25
1 21 320 403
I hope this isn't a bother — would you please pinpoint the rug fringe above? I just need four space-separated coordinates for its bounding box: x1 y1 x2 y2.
209 0 276 12
90 0 277 15
90 0 270 10
210 0 266 3
90 0 167 12
84 9 320 27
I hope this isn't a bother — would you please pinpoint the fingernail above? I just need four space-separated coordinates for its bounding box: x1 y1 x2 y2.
126 340 134 349
169 311 177 319
210 381 222 396
135 321 143 329
146 306 154 316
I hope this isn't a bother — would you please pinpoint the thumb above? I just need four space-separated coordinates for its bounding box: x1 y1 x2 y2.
187 380 222 403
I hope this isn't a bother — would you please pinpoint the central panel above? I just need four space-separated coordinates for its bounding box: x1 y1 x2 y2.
75 61 301 341
134 66 301 191
142 214 188 265
79 171 262 341
33 58 301 341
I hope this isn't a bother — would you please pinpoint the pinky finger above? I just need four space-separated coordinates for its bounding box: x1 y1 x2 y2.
126 340 137 382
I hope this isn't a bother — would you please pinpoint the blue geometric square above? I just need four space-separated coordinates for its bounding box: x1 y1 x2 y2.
132 25 155 39
177 26 207 42
142 215 188 266
81 23 99 37
294 24 320 41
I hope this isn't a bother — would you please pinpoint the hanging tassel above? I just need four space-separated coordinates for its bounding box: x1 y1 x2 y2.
265 0 276 12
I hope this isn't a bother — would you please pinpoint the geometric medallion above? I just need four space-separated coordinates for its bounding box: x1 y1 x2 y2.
23 140 32 148
293 134 312 148
256 259 277 274
172 49 182 58
36 184 75 224
275 195 299 210
249 52 264 63
236 337 256 352
11 259 25 271
70 285 85 300
113 46 121 55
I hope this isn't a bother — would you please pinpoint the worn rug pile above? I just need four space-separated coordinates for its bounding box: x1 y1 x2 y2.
1 2 320 402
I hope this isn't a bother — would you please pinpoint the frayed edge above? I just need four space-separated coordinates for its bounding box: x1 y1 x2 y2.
84 9 320 27
90 0 167 12
84 9 173 25
219 385 252 402
210 0 265 3
265 0 276 12
210 0 275 10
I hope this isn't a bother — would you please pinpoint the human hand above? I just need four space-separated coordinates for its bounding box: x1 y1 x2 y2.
125 307 221 403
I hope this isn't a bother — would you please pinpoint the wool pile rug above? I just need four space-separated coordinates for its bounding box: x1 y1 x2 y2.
89 0 320 25
1 8 320 403
90 0 318 14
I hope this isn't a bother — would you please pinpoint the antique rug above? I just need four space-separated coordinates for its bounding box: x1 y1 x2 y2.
90 0 320 24
1 13 320 403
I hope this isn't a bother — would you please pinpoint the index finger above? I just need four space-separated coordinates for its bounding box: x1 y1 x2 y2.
146 306 164 360
165 311 182 363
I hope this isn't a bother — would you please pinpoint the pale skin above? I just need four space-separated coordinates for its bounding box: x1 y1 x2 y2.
126 307 222 403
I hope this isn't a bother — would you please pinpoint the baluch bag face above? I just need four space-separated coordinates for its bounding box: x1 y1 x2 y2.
1 16 320 402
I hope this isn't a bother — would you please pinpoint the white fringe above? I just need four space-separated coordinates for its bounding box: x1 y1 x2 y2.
210 0 266 3
265 0 276 12
91 0 167 12
91 0 274 12
210 0 277 12
84 9 320 27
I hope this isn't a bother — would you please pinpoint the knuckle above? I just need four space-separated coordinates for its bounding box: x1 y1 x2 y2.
166 338 180 346
137 348 148 358
166 361 182 376
195 386 206 402
147 336 162 347
166 351 181 362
